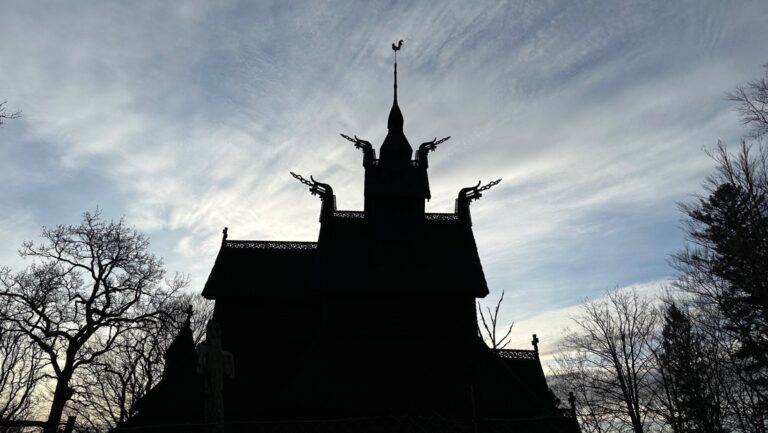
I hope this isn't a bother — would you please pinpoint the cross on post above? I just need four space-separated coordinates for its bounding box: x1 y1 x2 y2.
568 391 577 417
197 320 235 433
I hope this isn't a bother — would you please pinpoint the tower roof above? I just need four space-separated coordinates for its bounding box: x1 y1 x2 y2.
164 306 196 367
379 42 412 165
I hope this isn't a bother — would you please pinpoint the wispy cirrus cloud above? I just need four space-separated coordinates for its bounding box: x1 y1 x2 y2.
1 1 767 335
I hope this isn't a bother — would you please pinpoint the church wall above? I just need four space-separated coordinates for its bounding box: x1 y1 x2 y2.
316 292 478 338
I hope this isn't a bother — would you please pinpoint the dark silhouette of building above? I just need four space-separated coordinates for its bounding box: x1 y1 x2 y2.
118 44 581 433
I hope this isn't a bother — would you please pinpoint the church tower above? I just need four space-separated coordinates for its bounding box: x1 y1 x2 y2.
361 42 431 239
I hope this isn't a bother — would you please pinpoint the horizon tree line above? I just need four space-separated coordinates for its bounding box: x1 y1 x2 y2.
550 63 768 433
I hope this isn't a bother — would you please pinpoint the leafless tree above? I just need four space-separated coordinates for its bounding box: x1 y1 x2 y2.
69 293 213 431
477 290 514 351
555 289 661 433
551 348 625 433
0 295 45 423
69 322 172 430
728 63 768 140
0 210 185 433
0 100 20 127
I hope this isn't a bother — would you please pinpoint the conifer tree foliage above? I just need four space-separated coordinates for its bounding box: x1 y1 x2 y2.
654 304 724 433
549 62 768 433
671 61 768 433
0 210 187 433
674 142 768 390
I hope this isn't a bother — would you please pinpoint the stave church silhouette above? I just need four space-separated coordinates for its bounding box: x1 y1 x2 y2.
117 42 582 433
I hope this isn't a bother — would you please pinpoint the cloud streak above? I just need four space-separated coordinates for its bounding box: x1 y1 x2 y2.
1 1 767 339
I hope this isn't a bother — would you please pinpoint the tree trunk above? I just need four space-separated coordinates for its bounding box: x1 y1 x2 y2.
44 373 73 433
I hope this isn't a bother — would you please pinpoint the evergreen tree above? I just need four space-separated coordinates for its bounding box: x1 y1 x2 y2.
656 304 723 433
673 60 768 433
676 143 768 385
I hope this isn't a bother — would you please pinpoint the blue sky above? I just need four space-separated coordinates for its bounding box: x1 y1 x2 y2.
2 1 767 353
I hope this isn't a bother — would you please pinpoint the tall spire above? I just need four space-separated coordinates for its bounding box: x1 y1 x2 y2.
394 59 398 103
387 40 404 132
393 39 401 103
380 40 411 164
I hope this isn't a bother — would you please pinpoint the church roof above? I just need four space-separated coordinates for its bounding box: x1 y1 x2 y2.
202 213 489 299
319 213 488 295
202 240 317 298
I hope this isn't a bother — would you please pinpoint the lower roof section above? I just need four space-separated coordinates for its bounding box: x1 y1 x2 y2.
202 216 489 299
202 240 317 298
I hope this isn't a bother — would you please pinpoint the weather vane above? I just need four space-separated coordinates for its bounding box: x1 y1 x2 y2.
392 39 403 62
391 40 404 102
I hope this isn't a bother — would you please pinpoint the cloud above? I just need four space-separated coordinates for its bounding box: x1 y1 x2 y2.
1 1 767 300
491 278 671 369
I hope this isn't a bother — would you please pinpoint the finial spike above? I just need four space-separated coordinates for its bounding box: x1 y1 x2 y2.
394 62 397 102
391 40 403 103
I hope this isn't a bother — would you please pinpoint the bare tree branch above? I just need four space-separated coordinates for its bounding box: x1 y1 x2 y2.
0 100 21 127
0 210 186 433
477 290 515 351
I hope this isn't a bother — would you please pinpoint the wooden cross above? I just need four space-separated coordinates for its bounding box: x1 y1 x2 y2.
197 320 235 433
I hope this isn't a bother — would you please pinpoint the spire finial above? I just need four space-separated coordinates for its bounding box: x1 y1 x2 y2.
380 40 411 163
391 40 403 103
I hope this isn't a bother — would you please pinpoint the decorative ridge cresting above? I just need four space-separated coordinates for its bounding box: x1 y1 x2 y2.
333 210 365 219
496 349 538 360
224 240 318 250
424 212 459 221
329 211 459 221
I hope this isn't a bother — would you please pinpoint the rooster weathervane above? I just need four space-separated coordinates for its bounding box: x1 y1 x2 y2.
392 39 403 62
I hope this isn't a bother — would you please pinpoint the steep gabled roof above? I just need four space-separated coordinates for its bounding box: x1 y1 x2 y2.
202 240 317 299
202 213 489 299
317 213 488 296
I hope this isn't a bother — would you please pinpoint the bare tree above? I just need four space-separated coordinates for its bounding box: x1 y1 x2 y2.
0 210 185 433
551 348 625 433
477 290 514 351
556 289 660 433
0 100 20 127
69 293 213 431
69 322 173 430
0 294 45 423
728 63 768 140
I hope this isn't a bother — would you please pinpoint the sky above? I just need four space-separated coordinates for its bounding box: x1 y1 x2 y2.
1 1 767 356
